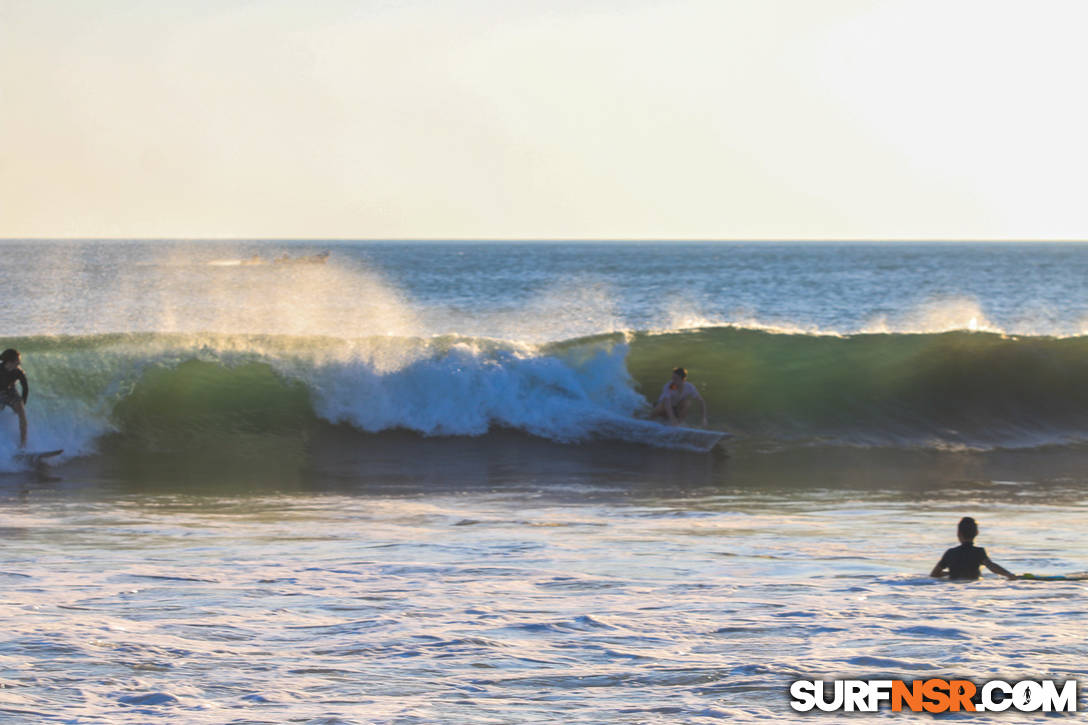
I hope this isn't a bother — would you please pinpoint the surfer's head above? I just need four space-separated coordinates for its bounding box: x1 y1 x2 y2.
1 349 19 369
957 516 979 544
670 367 687 390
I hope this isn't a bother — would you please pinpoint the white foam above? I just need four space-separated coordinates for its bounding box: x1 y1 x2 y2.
300 338 645 441
0 333 659 469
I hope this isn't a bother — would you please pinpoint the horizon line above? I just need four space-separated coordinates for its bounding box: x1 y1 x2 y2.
2 237 1088 244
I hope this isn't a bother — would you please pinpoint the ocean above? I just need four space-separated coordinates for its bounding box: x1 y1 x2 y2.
1 241 1086 722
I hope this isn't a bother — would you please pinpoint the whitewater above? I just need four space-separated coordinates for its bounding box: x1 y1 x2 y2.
2 241 1087 722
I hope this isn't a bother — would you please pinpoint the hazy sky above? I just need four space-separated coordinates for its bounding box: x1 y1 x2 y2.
3 0 1086 240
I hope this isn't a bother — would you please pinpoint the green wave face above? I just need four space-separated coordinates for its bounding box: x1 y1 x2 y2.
0 334 322 468
111 359 313 446
5 328 1088 459
625 328 1088 446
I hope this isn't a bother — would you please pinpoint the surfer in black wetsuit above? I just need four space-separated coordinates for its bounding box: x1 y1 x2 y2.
0 349 28 448
931 517 1017 580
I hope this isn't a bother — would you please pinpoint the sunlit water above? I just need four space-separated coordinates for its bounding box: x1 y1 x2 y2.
1 241 1087 721
2 480 1087 723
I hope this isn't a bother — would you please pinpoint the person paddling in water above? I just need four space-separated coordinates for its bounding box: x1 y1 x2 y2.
931 516 1017 580
650 367 708 427
0 349 28 448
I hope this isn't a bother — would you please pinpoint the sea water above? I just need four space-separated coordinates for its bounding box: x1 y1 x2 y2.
1 241 1086 722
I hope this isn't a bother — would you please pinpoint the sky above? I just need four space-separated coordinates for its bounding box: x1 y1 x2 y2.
2 0 1087 240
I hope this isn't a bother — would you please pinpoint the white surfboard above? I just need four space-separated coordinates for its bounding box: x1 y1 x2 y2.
652 424 731 452
592 417 730 452
14 449 64 466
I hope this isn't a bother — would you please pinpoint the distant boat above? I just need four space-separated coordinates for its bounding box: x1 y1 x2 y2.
273 251 330 265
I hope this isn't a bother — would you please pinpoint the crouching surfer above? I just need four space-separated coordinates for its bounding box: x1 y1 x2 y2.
0 348 28 448
650 367 708 427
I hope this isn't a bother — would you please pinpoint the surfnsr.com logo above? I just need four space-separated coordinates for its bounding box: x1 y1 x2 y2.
790 679 1078 713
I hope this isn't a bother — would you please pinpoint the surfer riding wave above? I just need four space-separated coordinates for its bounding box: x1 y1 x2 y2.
0 348 28 448
650 367 708 427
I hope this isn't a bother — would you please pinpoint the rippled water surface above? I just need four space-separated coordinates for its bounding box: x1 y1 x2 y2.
2 241 1087 721
3 478 1086 723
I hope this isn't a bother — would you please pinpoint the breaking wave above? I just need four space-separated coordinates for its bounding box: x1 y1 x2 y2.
3 326 1088 468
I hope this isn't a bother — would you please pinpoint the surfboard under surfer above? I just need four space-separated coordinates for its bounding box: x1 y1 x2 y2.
0 348 29 448
650 367 708 427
